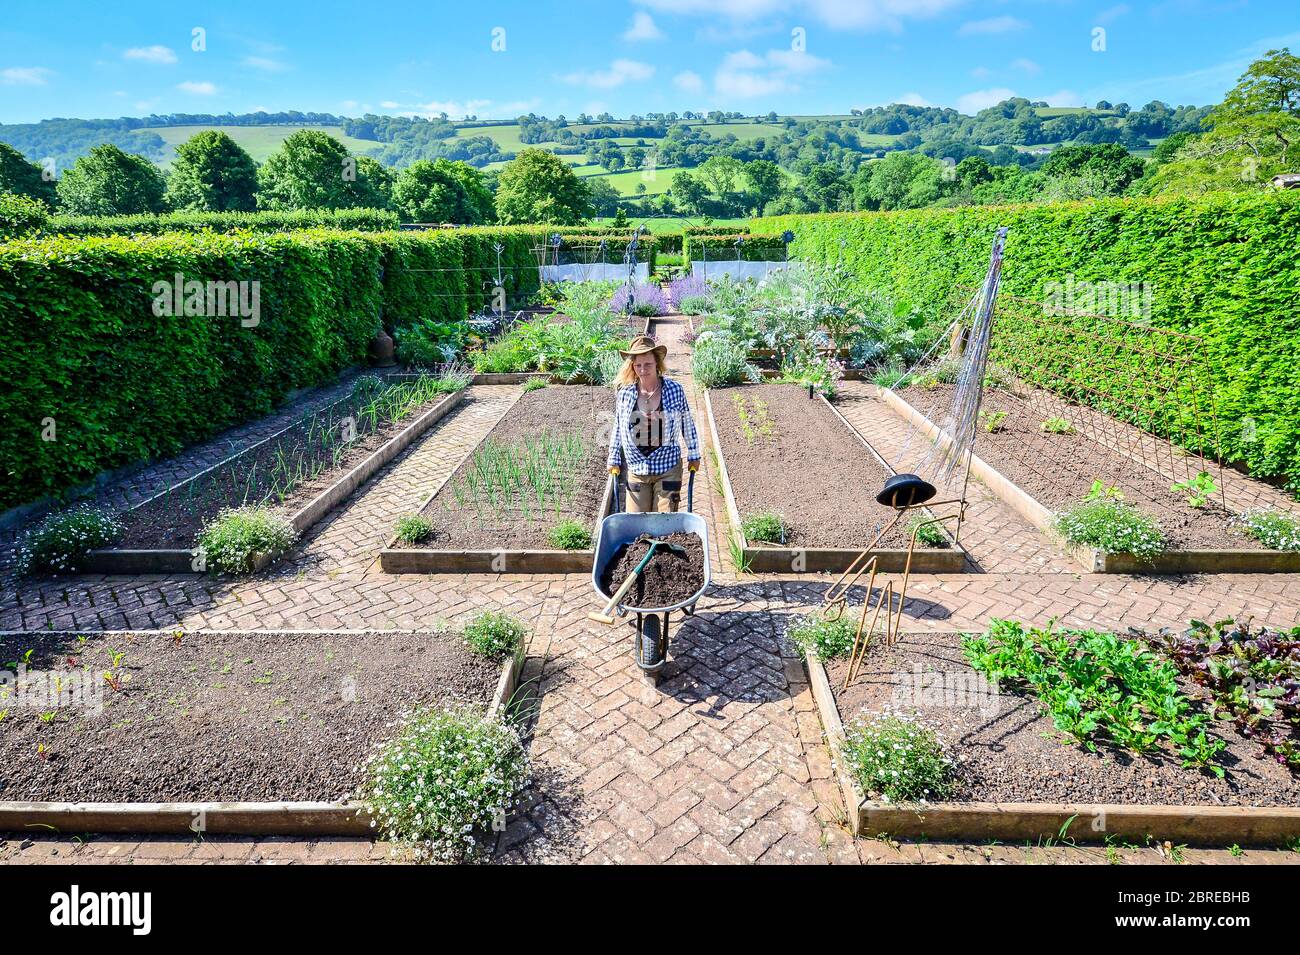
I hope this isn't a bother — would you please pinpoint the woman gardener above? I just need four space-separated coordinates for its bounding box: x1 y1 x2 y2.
606 335 701 513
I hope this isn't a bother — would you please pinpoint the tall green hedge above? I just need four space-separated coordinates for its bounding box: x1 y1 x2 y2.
0 225 549 509
755 192 1300 489
45 207 398 237
684 232 787 262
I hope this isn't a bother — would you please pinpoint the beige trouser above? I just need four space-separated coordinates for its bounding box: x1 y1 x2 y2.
626 463 683 514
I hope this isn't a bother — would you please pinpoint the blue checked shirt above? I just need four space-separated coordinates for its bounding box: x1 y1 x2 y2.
607 377 702 478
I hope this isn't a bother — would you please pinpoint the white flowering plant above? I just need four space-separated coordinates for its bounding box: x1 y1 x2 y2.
1055 496 1165 561
16 506 122 575
462 611 527 659
840 709 957 804
786 612 855 661
195 506 297 575
1233 507 1300 552
359 705 529 863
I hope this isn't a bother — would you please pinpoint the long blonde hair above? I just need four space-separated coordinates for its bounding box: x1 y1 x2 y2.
614 350 667 388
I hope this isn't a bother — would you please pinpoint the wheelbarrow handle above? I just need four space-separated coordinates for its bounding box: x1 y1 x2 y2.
687 468 695 513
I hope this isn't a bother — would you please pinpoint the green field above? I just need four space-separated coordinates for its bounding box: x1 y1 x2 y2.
135 124 377 164
578 166 682 195
692 122 787 141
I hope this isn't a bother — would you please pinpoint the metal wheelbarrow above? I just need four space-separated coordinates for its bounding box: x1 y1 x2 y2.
591 470 711 685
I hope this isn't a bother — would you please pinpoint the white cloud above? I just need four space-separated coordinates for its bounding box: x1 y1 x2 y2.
623 11 665 41
561 59 655 89
955 87 1016 113
1095 4 1131 24
637 0 962 32
1011 57 1041 74
177 80 218 95
414 99 493 117
1038 89 1086 107
714 47 830 98
895 91 931 107
124 45 178 64
1 66 52 85
958 16 1028 35
242 56 288 72
674 70 704 93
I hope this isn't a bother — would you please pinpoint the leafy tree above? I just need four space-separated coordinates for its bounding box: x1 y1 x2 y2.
391 159 491 223
257 129 357 210
494 147 592 224
697 155 743 199
56 144 166 215
803 163 850 212
743 159 783 212
1146 50 1300 193
0 143 56 207
854 152 945 211
669 170 708 216
585 177 623 217
348 156 394 210
1041 142 1147 195
165 130 258 212
0 192 50 237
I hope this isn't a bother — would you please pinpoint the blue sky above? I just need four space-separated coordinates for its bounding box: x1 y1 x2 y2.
1 1 1296 123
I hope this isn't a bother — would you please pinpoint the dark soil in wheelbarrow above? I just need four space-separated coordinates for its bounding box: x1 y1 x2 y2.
601 532 705 608
0 629 503 802
827 630 1296 806
709 383 937 549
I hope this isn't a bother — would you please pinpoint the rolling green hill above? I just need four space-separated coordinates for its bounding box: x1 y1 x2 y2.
132 124 377 165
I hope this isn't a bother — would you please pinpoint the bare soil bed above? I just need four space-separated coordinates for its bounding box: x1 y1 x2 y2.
411 386 610 550
117 382 454 548
600 532 705 608
898 383 1259 551
710 383 927 549
828 631 1296 806
0 630 502 803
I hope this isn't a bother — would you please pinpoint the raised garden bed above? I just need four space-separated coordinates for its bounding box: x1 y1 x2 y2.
805 630 1300 845
880 384 1300 574
82 376 465 575
0 628 524 835
381 385 614 574
704 383 966 573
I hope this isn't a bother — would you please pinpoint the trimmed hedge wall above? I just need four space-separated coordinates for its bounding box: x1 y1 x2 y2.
45 207 399 237
0 225 549 509
684 232 787 262
755 192 1300 490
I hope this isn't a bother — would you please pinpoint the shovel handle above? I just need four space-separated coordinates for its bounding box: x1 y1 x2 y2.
588 543 659 625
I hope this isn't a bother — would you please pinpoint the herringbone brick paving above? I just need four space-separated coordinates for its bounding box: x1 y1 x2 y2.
2 325 1298 865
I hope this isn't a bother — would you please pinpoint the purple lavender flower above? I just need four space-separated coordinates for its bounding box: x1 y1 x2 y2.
609 283 668 317
667 274 711 310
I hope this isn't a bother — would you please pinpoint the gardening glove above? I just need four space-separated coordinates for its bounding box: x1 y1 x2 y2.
687 460 700 473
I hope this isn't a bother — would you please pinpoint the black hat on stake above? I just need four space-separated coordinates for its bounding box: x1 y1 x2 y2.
877 473 937 509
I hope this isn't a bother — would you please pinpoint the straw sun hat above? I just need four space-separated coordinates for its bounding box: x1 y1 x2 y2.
619 335 668 360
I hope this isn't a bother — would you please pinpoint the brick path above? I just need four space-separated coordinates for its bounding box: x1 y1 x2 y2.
2 324 1298 866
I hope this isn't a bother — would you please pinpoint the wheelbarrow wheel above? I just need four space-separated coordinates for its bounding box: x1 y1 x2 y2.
637 613 664 670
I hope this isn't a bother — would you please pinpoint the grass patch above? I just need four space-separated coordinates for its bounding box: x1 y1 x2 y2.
195 507 297 575
547 519 591 550
741 511 784 543
394 514 434 545
787 613 854 661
